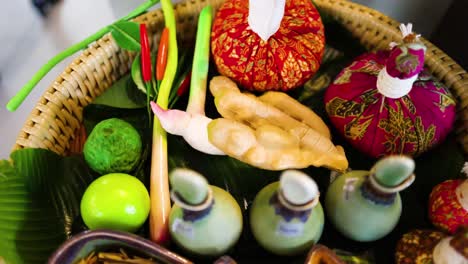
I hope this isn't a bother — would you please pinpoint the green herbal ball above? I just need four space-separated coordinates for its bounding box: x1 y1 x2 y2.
84 118 142 174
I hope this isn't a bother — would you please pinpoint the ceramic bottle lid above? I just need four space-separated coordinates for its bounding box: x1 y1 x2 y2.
279 170 319 210
370 156 415 192
169 168 212 211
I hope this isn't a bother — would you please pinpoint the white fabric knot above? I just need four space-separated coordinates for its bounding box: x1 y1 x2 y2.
248 0 286 41
377 67 417 99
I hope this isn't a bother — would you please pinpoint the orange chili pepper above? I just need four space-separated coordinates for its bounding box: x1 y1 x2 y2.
156 28 169 81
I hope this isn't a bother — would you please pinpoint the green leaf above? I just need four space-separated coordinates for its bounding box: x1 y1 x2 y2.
92 74 146 109
132 54 146 94
0 160 15 180
126 76 149 107
0 149 96 264
110 20 141 51
168 49 193 108
131 53 157 97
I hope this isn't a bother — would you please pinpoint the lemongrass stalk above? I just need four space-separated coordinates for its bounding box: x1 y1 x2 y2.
186 5 213 115
149 5 222 156
6 0 160 112
149 0 178 244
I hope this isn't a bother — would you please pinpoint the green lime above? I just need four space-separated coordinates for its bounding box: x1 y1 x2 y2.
80 173 150 233
83 118 142 174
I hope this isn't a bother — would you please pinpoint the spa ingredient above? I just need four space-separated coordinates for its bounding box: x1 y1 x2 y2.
83 118 142 174
211 0 325 91
80 173 150 233
151 5 224 155
324 24 456 158
76 249 159 264
207 76 348 171
149 0 179 244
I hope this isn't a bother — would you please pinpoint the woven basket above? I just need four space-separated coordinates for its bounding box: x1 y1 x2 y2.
13 0 468 157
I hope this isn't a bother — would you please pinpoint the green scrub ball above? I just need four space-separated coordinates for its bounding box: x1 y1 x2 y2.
84 118 142 174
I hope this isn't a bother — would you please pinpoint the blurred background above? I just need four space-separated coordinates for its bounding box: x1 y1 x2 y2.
0 0 466 159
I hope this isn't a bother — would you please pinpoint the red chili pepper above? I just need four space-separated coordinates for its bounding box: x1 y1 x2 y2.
156 28 169 81
177 71 191 97
139 24 152 82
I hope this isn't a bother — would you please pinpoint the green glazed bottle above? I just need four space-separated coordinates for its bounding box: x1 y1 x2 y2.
250 170 324 256
168 168 243 257
325 156 415 242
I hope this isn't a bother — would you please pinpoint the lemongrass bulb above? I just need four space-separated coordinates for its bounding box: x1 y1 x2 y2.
151 102 224 155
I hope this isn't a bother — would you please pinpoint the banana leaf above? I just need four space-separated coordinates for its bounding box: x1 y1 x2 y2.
0 150 97 264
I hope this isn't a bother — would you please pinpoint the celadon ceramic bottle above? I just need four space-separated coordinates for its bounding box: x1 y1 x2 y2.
250 170 324 256
325 156 415 242
168 168 243 257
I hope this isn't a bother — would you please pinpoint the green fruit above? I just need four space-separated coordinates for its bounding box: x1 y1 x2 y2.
84 118 142 174
80 173 150 233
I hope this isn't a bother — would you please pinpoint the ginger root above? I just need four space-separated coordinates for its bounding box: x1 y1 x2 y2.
207 76 348 171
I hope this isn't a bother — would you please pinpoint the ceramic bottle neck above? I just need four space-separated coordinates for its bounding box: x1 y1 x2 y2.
361 172 415 205
277 189 319 212
171 189 214 222
272 170 320 222
269 191 314 223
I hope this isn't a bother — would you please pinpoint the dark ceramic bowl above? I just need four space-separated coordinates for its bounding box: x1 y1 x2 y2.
48 229 193 264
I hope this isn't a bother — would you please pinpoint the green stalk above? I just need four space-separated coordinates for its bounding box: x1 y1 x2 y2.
6 0 160 112
156 4 178 108
149 0 178 244
186 5 213 115
145 82 153 127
